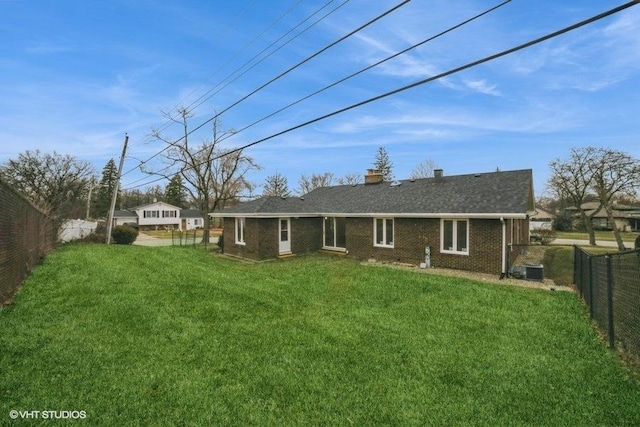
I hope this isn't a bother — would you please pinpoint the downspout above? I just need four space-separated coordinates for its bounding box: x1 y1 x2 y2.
500 217 506 279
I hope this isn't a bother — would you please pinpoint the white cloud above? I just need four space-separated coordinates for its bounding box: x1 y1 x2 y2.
463 79 501 96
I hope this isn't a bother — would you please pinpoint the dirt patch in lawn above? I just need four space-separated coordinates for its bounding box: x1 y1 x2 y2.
362 260 574 293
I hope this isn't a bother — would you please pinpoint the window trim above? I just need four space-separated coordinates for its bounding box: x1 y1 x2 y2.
235 217 246 245
440 218 469 255
373 217 394 248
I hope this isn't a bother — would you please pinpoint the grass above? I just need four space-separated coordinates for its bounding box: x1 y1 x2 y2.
555 230 639 243
2 245 640 425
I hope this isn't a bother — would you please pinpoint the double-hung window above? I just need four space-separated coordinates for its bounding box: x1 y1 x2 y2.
373 218 394 248
235 217 246 245
441 219 468 254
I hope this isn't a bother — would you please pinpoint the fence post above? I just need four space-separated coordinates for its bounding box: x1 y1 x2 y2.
606 255 615 349
588 254 594 319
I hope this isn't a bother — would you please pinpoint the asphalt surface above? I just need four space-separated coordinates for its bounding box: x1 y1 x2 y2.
133 232 219 247
551 238 626 249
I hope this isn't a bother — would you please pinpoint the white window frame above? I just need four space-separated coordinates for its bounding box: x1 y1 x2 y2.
323 217 346 251
440 218 469 255
235 217 246 245
373 217 394 248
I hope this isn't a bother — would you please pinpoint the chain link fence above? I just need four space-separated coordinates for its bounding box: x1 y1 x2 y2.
1 178 56 305
171 229 197 247
574 246 640 360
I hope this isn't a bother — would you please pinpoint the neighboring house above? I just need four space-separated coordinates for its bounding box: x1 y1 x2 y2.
530 207 554 230
181 209 205 230
574 201 640 232
113 210 137 226
113 202 204 231
211 169 535 276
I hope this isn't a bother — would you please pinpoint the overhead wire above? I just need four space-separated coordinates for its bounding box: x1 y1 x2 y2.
121 0 350 183
122 0 639 191
121 0 411 181
121 0 313 169
214 0 512 146
185 0 349 116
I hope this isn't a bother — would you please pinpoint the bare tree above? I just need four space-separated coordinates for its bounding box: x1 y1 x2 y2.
548 147 601 245
548 146 640 248
148 108 259 243
410 158 438 179
297 172 334 195
0 150 94 231
588 147 640 251
336 172 362 186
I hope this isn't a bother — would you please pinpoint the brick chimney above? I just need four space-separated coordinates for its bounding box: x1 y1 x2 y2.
365 169 384 185
434 169 443 180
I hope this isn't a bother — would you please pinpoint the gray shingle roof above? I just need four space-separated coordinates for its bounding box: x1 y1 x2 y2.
180 209 203 218
215 169 533 217
114 210 137 218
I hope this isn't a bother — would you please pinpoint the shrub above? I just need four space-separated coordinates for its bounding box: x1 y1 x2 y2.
111 225 139 245
531 228 556 246
217 232 224 253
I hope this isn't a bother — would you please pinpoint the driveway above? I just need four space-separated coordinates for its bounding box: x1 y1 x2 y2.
133 232 219 247
551 238 625 249
133 232 174 247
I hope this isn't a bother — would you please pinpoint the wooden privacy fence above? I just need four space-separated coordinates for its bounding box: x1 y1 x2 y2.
574 246 640 359
0 178 56 304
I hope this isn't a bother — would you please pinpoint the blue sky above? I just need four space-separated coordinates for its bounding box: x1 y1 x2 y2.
2 0 639 199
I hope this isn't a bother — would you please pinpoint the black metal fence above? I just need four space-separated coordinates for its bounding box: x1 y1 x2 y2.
0 178 56 305
574 246 640 358
171 229 197 247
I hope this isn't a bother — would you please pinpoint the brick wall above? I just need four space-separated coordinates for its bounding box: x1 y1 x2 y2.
223 217 322 260
224 215 511 275
222 217 278 260
346 217 504 274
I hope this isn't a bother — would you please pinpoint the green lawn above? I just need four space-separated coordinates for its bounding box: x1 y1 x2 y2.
555 230 639 243
2 245 639 425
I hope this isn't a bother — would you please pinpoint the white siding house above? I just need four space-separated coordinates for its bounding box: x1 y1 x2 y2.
112 203 205 231
135 202 181 230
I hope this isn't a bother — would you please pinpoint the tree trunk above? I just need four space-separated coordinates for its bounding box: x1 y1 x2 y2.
603 205 626 251
580 211 597 246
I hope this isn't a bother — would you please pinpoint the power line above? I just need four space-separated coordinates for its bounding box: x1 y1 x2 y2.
124 1 639 191
124 0 508 189
122 0 335 171
121 0 410 180
211 0 640 160
185 0 349 116
216 0 512 145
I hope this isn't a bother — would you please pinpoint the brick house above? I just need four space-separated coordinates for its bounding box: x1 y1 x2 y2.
211 169 535 276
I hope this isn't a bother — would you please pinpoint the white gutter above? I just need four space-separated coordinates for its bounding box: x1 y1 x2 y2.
500 217 507 278
210 212 528 219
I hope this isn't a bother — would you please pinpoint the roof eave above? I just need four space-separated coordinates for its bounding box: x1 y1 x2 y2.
210 212 528 219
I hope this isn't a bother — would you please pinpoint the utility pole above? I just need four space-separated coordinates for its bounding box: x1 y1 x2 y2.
85 178 96 220
106 134 129 244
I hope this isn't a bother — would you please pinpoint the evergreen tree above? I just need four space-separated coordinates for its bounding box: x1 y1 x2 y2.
263 172 291 197
94 159 120 218
165 174 186 208
373 146 393 181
